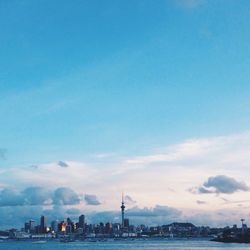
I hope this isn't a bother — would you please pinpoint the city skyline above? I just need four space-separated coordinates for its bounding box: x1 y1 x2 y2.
14 196 250 234
2 195 248 242
1 0 250 229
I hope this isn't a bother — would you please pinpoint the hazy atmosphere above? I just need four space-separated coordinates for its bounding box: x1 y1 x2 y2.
1 0 250 229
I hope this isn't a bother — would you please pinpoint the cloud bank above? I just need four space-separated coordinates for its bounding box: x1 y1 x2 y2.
194 175 250 194
0 187 81 207
89 205 182 225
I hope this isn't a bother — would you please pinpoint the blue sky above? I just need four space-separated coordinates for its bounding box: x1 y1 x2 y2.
1 0 250 228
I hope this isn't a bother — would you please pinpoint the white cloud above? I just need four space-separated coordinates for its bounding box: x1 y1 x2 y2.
125 131 250 171
125 137 218 165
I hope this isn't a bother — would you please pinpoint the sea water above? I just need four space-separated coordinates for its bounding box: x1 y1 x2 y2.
1 239 250 250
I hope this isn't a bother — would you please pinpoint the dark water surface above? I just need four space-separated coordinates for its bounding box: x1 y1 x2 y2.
1 239 250 250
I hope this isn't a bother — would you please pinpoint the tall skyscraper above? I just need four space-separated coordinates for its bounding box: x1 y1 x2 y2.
78 214 85 230
40 215 46 233
121 193 125 228
24 222 31 233
29 220 35 233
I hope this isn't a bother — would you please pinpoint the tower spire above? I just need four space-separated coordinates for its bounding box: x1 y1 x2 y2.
121 192 125 228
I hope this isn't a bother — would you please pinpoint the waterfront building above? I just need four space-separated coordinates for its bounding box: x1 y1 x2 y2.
78 214 85 231
124 218 129 228
105 222 112 234
66 224 72 234
29 220 35 234
24 222 30 233
58 220 67 232
51 220 59 233
40 215 46 233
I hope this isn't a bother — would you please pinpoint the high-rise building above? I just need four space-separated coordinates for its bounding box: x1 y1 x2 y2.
66 224 72 234
29 220 35 234
66 217 75 233
58 220 67 232
78 214 85 230
124 218 129 228
105 222 112 234
121 193 125 228
51 220 59 233
40 215 46 233
24 222 30 233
